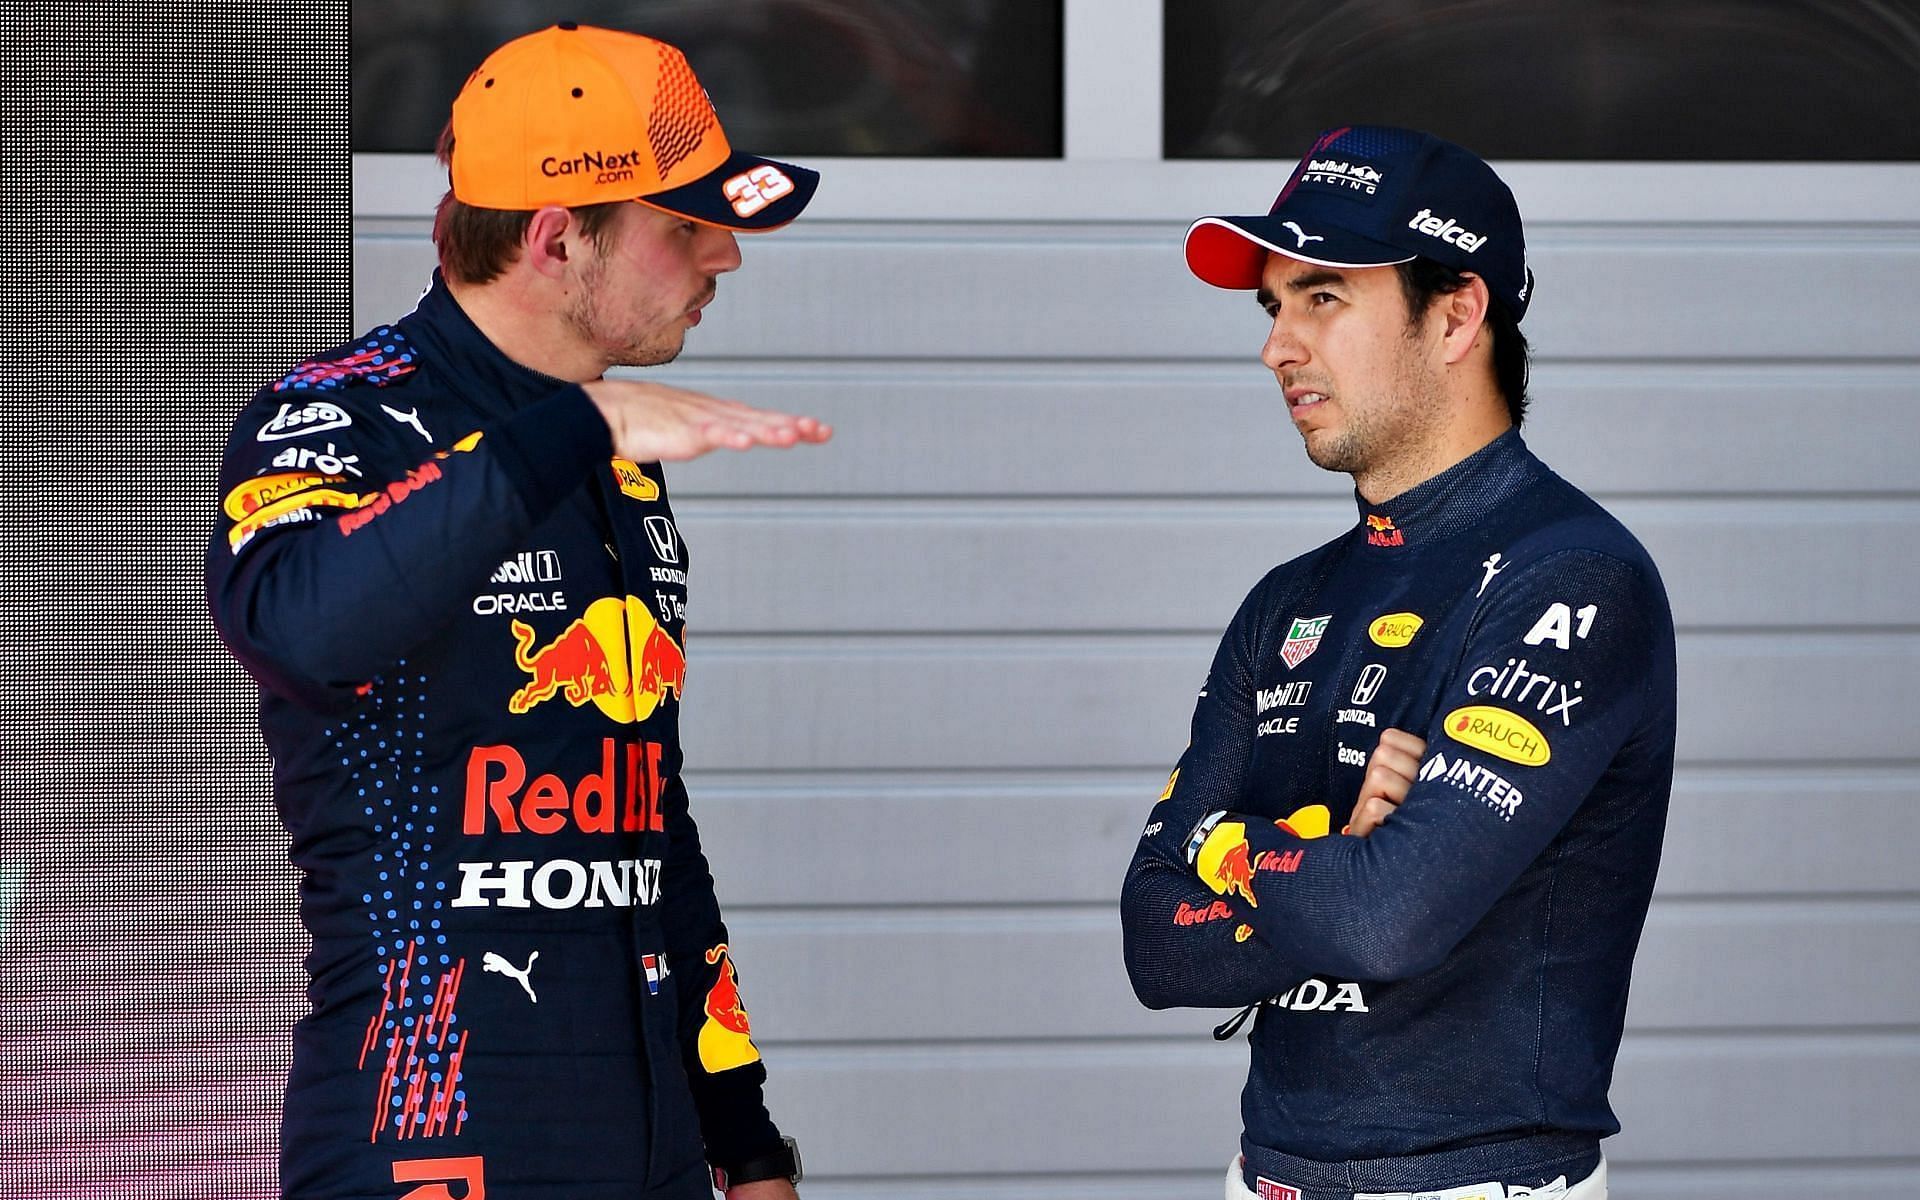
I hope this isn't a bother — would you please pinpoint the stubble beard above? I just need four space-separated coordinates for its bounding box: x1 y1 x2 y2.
1301 420 1366 475
564 253 685 369
1299 342 1446 486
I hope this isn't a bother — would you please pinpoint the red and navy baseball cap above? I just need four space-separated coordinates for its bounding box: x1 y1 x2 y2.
1184 125 1532 320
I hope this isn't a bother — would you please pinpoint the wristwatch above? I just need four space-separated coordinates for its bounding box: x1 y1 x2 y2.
1185 810 1229 865
711 1136 802 1191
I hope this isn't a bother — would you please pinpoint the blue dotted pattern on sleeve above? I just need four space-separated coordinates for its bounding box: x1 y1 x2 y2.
326 662 467 1139
272 326 418 393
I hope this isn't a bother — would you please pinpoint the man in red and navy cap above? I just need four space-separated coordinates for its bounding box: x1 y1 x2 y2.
210 24 820 1199
1122 126 1674 1200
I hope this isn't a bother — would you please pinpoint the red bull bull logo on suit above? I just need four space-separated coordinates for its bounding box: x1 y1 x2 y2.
508 595 685 723
697 944 762 1073
1195 821 1260 907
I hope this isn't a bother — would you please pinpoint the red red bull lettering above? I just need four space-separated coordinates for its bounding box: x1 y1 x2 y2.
1174 899 1234 925
463 739 668 836
1365 514 1405 547
1255 848 1304 874
338 460 443 537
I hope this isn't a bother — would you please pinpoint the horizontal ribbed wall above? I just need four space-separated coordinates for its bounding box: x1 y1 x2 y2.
346 202 1920 1196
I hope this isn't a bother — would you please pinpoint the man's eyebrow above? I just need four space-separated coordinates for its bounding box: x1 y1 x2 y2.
1256 270 1349 309
1285 269 1348 292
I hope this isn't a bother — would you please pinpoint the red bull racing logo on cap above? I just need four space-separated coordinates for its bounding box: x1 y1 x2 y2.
1302 156 1385 194
1272 126 1351 209
508 596 685 723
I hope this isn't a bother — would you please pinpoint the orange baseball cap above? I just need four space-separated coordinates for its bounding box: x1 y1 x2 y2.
449 23 817 231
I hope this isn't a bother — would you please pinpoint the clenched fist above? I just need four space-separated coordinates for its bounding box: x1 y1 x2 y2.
1347 727 1427 838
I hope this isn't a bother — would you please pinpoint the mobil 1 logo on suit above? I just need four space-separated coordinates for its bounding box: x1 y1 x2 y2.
1259 614 1330 738
1256 679 1312 738
473 549 567 616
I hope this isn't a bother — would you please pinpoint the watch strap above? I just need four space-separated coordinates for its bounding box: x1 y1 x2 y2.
711 1135 801 1190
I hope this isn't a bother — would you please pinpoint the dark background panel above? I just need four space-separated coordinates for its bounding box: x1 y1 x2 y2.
0 4 348 1195
1166 0 1920 160
353 0 1063 157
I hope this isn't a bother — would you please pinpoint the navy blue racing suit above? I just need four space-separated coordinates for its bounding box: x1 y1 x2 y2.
1121 431 1676 1198
207 273 781 1199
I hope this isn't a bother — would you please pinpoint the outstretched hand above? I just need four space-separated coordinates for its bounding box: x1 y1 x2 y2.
1347 727 1427 838
583 378 831 462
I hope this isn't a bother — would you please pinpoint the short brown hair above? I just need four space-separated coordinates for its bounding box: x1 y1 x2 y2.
432 122 626 286
1395 258 1530 429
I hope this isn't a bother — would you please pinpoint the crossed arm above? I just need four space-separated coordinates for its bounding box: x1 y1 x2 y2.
1120 724 1425 1010
1120 551 1659 1009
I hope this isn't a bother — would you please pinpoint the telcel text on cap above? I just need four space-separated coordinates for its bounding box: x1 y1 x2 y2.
1182 125 1532 321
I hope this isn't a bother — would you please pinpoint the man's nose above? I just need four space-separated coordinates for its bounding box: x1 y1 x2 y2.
1260 314 1305 373
701 226 742 275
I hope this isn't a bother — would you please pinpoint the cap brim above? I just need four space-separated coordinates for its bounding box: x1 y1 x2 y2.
1184 216 1415 289
639 150 819 232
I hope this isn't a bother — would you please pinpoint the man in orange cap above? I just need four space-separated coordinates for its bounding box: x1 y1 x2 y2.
209 23 820 1199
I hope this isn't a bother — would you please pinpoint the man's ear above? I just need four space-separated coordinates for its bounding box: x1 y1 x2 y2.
522 206 580 278
1439 274 1493 366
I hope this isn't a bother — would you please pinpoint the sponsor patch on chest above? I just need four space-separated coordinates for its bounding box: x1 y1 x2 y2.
1279 615 1331 669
